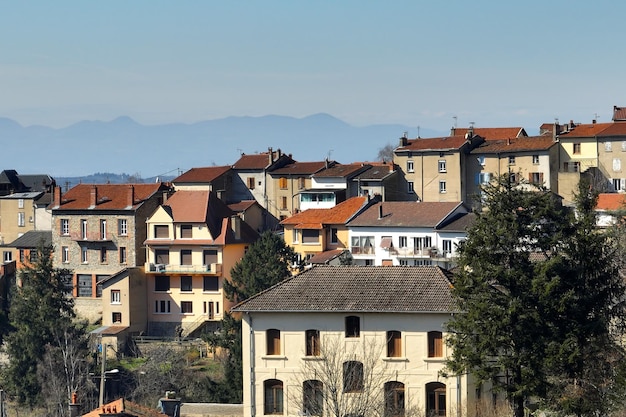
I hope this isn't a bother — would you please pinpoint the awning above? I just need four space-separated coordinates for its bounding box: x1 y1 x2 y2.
380 237 393 249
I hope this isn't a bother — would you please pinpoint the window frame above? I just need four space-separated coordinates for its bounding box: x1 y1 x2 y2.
61 219 70 236
303 380 324 416
439 180 447 194
111 289 121 304
343 361 364 393
438 159 446 173
203 276 219 292
119 246 127 264
155 275 171 292
428 331 443 358
573 143 581 154
406 160 414 173
264 379 284 415
387 330 402 358
345 316 360 338
532 154 540 165
62 246 69 263
118 218 128 236
266 329 281 356
181 301 193 314
180 275 193 292
306 329 320 356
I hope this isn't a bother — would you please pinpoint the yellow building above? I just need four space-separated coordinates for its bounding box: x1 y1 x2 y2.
267 161 328 220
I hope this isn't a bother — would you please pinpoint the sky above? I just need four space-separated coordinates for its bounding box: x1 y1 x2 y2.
2 1 626 133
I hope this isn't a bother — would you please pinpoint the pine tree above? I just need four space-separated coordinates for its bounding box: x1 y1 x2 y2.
4 243 76 406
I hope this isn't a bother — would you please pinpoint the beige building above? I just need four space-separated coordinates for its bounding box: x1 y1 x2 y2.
144 190 258 337
234 266 491 417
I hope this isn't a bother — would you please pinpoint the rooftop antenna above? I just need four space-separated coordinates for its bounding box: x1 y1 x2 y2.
327 149 333 160
417 125 421 139
452 115 457 128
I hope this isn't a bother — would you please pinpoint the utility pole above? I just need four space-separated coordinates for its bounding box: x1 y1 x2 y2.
99 343 107 407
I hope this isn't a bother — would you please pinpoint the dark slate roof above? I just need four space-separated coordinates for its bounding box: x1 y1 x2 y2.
8 230 52 248
437 212 476 232
233 265 454 313
347 201 464 228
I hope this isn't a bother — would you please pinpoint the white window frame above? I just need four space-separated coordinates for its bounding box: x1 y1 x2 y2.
17 212 25 227
408 181 414 193
81 219 87 240
407 160 414 173
532 155 540 165
61 219 70 235
399 236 407 248
62 246 69 263
606 142 613 152
18 199 24 209
118 219 128 236
442 239 452 254
3 251 12 262
439 181 447 193
438 160 447 173
81 246 88 263
111 289 121 304
100 219 107 240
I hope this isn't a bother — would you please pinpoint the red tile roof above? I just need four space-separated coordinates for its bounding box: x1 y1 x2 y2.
271 161 329 175
596 193 626 211
232 153 273 169
453 127 526 140
55 183 165 210
172 166 231 183
281 196 369 226
559 122 612 138
308 249 346 264
614 106 626 121
228 200 258 212
471 136 556 154
163 190 212 222
398 136 469 152
596 122 626 136
347 201 464 227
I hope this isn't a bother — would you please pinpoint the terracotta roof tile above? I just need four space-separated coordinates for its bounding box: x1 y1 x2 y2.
596 122 626 136
55 183 165 211
172 166 231 183
271 161 330 175
614 106 626 121
228 200 258 212
348 201 463 227
281 196 369 226
232 265 454 313
232 153 273 169
308 249 346 264
596 193 626 211
470 136 556 154
163 190 211 222
453 127 526 140
398 136 468 152
559 122 612 138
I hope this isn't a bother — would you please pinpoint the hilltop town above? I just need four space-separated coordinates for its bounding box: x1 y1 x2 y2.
2 106 626 417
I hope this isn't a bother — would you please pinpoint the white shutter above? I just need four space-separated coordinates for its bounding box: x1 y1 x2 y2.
613 158 622 172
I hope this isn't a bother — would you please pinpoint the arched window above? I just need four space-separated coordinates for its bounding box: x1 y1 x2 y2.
426 382 446 417
266 329 281 355
387 330 401 357
306 329 320 356
427 331 443 358
345 316 360 338
303 379 324 416
343 361 364 392
384 381 405 417
264 379 284 414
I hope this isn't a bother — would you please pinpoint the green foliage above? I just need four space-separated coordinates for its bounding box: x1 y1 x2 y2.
445 176 626 417
4 243 76 406
223 231 295 302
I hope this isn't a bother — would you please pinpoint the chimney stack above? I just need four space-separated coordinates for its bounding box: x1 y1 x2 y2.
127 185 135 208
90 185 98 208
268 147 274 164
378 204 383 219
231 216 241 240
54 186 62 208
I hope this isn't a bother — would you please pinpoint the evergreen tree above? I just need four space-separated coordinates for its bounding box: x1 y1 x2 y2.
223 231 295 303
4 243 76 406
445 176 626 417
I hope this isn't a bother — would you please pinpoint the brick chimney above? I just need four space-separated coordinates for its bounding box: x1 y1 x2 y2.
90 185 98 207
127 185 135 208
268 147 274 164
54 185 62 208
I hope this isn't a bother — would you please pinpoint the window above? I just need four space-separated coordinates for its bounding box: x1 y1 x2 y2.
426 382 446 417
17 212 25 227
18 198 24 208
155 275 170 292
622 141 626 152
476 172 491 185
399 236 407 248
111 289 121 304
413 236 432 251
112 312 122 323
399 259 409 266
19 249 25 263
413 259 432 266
477 155 485 166
438 160 446 173
529 172 544 185
364 259 373 266
606 141 613 152
181 301 193 314
264 380 284 414
442 240 452 255
181 275 193 292
154 225 169 238
439 181 446 193
298 177 306 190
155 300 171 313
407 181 414 193
613 158 622 172
303 380 323 416
119 247 127 264
345 316 360 338
532 154 540 164
247 177 255 190
180 224 192 238
203 276 219 291
508 156 516 165
266 329 281 355
351 236 374 255
573 143 581 154
613 178 625 192
509 172 518 185
387 331 402 358
279 177 288 189
100 219 107 240
428 331 443 357
203 249 218 265
3 251 12 262
343 361 364 392
29 249 38 263
384 382 405 417
118 219 128 236
100 247 107 263
280 196 288 210
77 274 92 298
563 161 580 172
61 246 69 263
306 329 320 356
155 249 169 264
61 219 70 235
81 246 88 263
406 160 414 173
330 228 338 244
180 249 192 265
81 219 87 239
302 229 319 244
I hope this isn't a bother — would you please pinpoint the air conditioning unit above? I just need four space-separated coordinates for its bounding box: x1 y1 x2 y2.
156 264 166 273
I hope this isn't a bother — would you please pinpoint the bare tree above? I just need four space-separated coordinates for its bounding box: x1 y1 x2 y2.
376 143 395 163
291 334 421 417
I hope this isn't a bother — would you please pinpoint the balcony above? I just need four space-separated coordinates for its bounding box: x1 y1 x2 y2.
70 232 112 242
146 263 222 274
351 246 375 255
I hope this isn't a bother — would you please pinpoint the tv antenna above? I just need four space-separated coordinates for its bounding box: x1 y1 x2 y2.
452 115 457 128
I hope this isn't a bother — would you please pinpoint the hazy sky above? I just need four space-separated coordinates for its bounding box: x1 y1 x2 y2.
2 1 626 132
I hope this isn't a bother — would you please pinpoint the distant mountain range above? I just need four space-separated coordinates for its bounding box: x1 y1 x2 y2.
0 114 444 180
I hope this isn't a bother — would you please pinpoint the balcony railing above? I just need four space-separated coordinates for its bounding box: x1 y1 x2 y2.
351 247 375 255
146 263 222 274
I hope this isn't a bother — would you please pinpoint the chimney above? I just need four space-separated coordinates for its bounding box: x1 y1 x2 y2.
268 147 274 164
399 133 408 147
450 127 456 136
592 118 596 124
162 191 168 204
90 185 98 207
127 185 135 208
553 121 560 140
231 216 241 240
277 148 282 158
378 204 383 219
54 186 62 208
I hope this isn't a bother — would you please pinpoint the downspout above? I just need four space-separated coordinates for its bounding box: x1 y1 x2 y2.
249 314 256 417
421 153 424 201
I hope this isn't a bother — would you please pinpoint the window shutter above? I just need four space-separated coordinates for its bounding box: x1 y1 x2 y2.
614 158 622 172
